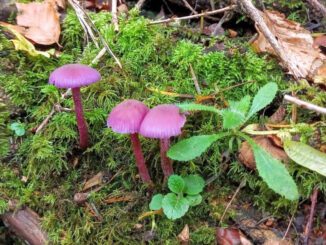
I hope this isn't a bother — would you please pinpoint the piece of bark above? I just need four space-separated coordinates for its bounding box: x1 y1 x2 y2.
1 206 48 245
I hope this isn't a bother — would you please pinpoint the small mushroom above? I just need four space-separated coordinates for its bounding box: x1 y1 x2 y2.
139 104 186 178
107 99 152 184
49 64 101 149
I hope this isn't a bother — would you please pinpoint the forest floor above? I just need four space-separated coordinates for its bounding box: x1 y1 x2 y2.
0 0 325 244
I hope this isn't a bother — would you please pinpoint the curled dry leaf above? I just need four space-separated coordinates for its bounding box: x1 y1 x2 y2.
252 10 326 81
177 224 189 245
238 136 289 169
14 0 61 45
216 227 252 245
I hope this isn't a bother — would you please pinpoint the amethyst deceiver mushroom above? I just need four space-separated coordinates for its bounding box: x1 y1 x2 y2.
49 64 101 149
139 104 186 178
107 99 152 184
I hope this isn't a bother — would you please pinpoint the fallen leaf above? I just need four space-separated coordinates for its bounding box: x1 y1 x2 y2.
15 0 61 45
313 35 326 49
252 10 326 80
228 29 238 38
238 136 289 169
216 227 242 245
313 63 326 85
82 172 105 191
177 224 189 245
268 105 286 124
104 194 135 204
0 23 54 57
263 238 293 245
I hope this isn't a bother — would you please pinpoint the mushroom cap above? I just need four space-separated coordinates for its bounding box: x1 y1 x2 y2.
139 104 186 139
107 99 149 134
49 64 101 88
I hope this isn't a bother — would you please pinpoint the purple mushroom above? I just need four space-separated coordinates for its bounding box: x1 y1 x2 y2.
49 64 101 149
107 99 152 184
139 104 186 178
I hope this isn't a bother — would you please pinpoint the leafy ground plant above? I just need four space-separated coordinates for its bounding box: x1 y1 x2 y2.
168 82 299 201
149 174 205 220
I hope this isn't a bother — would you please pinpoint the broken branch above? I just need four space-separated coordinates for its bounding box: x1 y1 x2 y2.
284 94 326 115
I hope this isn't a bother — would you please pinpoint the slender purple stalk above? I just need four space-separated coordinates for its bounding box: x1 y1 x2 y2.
160 138 174 178
130 133 152 183
72 87 89 149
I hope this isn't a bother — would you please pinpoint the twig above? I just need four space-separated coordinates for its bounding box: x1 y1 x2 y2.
219 178 246 225
111 0 119 32
181 0 197 14
237 0 303 79
284 94 326 115
149 5 237 25
68 0 122 68
189 64 201 94
303 187 319 245
306 0 326 17
134 0 147 10
283 212 295 240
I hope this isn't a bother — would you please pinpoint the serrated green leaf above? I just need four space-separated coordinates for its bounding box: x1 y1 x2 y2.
168 175 185 193
186 194 202 206
246 82 278 119
229 95 251 115
221 96 251 129
177 103 220 114
149 194 164 210
183 175 205 195
251 143 299 200
221 109 246 129
162 193 189 220
167 133 229 161
284 140 326 177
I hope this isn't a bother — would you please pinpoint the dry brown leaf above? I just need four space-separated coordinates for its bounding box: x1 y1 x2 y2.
104 194 135 204
216 228 243 245
263 238 293 245
252 10 326 80
82 172 105 191
15 0 61 45
238 136 289 169
177 224 189 245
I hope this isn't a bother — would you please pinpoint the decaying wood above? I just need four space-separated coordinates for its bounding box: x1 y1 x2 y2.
284 94 326 115
237 0 304 80
134 0 146 10
306 0 326 17
150 5 237 25
111 0 119 31
1 202 48 245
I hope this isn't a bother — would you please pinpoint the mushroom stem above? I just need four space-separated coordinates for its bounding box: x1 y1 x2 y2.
72 87 89 149
130 133 152 183
160 138 174 178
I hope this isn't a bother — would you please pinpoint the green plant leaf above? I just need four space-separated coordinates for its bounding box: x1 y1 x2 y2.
10 122 25 136
221 96 251 129
149 194 164 210
246 82 278 119
162 193 189 220
168 175 185 194
167 133 229 161
186 194 202 206
177 103 220 114
284 140 326 177
183 175 205 195
251 142 299 200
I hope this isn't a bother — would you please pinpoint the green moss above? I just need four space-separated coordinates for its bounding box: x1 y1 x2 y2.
0 9 324 244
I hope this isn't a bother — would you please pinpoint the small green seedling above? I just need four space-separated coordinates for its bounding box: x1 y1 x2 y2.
10 122 25 137
167 82 299 201
149 174 205 220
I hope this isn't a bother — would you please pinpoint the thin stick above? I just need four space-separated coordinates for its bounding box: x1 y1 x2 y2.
283 212 295 240
149 5 236 25
303 187 319 245
284 94 326 115
111 0 119 32
181 0 197 14
237 0 303 79
219 179 246 225
189 64 201 94
135 0 147 10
